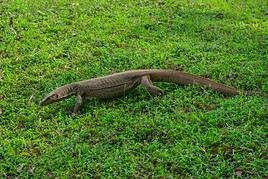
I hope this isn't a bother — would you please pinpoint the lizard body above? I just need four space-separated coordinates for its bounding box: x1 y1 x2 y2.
40 69 239 113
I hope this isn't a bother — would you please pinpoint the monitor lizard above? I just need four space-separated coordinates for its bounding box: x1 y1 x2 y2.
40 69 241 114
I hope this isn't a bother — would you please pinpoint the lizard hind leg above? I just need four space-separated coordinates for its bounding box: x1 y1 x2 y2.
140 75 165 96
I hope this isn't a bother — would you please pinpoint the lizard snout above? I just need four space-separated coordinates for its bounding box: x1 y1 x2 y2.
40 92 57 106
40 97 49 106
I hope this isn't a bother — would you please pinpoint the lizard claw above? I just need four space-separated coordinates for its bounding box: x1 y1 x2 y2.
65 107 75 116
158 90 165 96
66 110 73 116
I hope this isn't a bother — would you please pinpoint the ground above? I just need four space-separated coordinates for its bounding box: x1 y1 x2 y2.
0 0 267 178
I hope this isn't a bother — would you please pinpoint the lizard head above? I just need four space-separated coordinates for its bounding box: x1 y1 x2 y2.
40 85 76 106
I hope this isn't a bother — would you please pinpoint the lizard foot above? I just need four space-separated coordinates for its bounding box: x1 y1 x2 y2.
147 86 165 96
65 107 78 116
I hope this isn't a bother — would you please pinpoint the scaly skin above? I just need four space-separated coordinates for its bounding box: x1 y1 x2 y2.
40 69 239 114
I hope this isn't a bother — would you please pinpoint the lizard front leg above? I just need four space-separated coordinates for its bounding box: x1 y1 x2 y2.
72 94 83 114
141 76 164 96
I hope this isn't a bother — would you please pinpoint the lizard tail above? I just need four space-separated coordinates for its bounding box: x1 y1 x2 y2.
242 90 267 97
149 70 239 96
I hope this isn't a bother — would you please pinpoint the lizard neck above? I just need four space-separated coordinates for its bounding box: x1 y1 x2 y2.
58 83 80 98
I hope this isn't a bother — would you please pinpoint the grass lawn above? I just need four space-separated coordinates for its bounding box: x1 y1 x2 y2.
1 0 267 177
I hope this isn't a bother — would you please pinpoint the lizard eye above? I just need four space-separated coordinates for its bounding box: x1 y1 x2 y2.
49 94 58 99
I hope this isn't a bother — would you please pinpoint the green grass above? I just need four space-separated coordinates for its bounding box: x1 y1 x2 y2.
1 0 267 177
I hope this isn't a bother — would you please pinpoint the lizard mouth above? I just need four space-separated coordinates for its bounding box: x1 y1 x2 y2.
40 94 56 106
40 94 73 106
39 97 51 106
